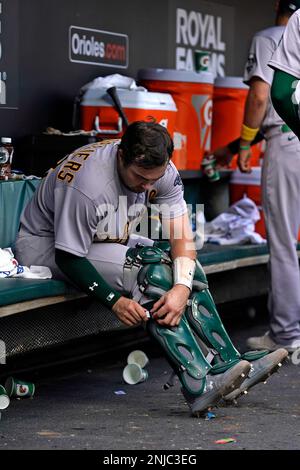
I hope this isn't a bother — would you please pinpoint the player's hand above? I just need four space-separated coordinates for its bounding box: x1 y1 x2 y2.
150 285 190 327
112 296 149 326
214 146 234 169
238 148 252 173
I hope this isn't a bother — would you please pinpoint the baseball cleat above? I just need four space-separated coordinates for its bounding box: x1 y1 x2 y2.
223 348 288 403
183 360 251 417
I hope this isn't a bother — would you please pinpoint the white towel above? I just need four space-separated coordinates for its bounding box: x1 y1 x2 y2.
0 248 52 279
81 74 147 92
204 197 267 245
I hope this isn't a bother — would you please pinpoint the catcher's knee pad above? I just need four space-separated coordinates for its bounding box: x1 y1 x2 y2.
123 245 172 298
124 245 212 396
153 240 171 255
185 289 242 372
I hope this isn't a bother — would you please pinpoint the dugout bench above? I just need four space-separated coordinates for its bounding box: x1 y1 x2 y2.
0 179 284 360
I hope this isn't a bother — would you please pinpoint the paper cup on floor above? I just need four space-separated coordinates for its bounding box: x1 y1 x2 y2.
123 363 148 385
127 350 149 368
0 385 10 409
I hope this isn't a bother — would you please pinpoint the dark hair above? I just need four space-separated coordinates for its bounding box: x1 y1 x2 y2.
119 121 174 168
278 0 300 15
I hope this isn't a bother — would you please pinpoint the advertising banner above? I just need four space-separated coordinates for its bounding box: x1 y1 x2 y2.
69 26 129 68
170 0 235 77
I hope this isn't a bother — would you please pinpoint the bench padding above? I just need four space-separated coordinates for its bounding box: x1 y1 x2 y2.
0 278 68 307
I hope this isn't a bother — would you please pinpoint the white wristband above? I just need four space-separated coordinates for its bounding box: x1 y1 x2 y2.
173 257 196 291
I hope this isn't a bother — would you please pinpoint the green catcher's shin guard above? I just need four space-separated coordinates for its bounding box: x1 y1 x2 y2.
185 290 241 373
146 311 211 397
124 245 251 412
186 261 268 374
145 310 251 416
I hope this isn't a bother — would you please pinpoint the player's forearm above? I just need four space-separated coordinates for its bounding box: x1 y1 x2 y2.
241 86 269 145
170 238 196 261
271 69 300 139
168 214 196 260
55 249 121 308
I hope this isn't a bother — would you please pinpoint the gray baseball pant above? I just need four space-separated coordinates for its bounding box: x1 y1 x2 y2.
262 130 300 344
14 232 153 300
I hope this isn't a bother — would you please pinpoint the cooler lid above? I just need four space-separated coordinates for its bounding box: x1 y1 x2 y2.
138 68 214 85
214 76 249 90
230 167 261 185
81 88 177 111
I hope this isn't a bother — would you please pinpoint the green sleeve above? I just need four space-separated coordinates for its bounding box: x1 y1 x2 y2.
271 69 300 139
55 249 122 308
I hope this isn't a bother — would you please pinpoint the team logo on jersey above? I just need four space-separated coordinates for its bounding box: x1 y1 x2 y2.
246 53 257 74
148 189 158 202
174 174 183 190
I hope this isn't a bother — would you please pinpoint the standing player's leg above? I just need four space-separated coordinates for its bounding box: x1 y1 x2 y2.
248 134 300 351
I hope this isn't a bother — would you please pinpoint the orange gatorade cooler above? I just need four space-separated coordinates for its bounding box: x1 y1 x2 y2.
138 69 214 170
212 77 264 168
212 77 249 151
80 88 177 138
230 167 266 237
213 77 248 169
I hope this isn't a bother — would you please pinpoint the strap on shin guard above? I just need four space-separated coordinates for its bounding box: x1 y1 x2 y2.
185 290 241 369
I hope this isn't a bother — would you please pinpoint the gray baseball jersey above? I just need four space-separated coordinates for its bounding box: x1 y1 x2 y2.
269 10 300 78
244 26 285 132
19 140 187 257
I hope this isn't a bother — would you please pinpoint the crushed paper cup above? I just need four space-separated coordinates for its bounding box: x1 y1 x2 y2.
123 363 148 385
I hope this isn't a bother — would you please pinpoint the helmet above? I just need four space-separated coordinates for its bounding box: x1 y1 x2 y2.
278 0 300 13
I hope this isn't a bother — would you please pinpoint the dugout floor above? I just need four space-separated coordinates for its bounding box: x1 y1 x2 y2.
1 305 300 451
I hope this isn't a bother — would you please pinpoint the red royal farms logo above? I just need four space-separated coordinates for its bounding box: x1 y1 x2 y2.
69 26 128 68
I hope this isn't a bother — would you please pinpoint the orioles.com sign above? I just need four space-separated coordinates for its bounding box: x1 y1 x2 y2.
69 26 129 68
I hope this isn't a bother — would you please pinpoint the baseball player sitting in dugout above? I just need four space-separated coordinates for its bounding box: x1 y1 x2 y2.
15 121 287 417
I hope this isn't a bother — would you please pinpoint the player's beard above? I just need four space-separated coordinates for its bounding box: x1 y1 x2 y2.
120 178 146 194
118 171 147 193
131 186 147 193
